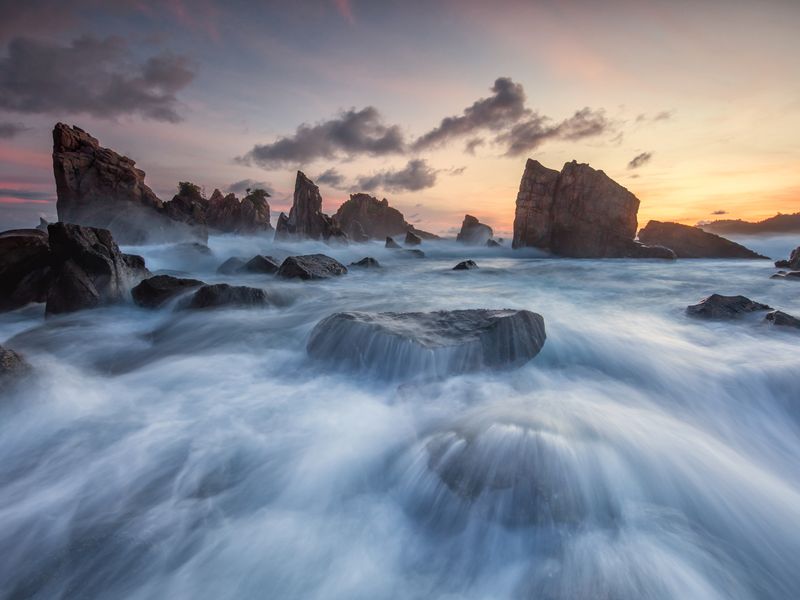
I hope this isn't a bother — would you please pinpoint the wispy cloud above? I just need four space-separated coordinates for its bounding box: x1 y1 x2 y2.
627 151 653 169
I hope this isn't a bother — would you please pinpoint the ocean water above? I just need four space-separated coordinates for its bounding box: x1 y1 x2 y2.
0 236 798 599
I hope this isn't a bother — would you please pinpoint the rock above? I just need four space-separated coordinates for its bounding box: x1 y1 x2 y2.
456 215 493 245
277 254 348 280
622 242 677 259
405 230 422 246
132 275 205 308
0 345 30 383
52 123 204 244
217 257 246 274
186 284 268 309
307 309 546 379
350 257 381 268
774 246 800 270
385 236 401 249
409 227 439 240
638 221 767 259
242 255 280 274
771 271 800 280
686 294 772 319
163 181 208 228
512 159 669 258
122 254 147 272
274 171 345 242
36 217 50 232
334 194 408 240
400 249 426 258
486 239 501 247
0 229 52 311
453 260 478 270
206 188 272 234
765 310 800 329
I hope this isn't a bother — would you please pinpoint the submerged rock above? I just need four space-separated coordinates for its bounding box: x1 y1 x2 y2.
186 284 268 309
486 239 502 248
242 255 280 274
0 228 52 311
686 294 772 319
775 246 800 270
385 237 401 249
638 221 767 259
0 345 30 383
277 254 348 280
765 310 800 329
456 215 493 246
400 249 426 258
404 230 422 246
307 309 546 379
216 257 247 274
453 260 478 270
132 275 205 308
350 257 381 268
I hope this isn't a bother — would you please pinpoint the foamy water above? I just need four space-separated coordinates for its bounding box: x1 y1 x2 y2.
1 236 798 599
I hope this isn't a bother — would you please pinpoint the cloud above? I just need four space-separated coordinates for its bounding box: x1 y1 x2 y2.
356 159 437 193
0 187 54 202
711 209 728 215
240 107 405 168
498 108 613 156
636 110 674 123
228 179 273 195
0 121 28 138
0 35 195 122
447 166 467 176
627 152 653 169
413 77 528 150
465 138 484 154
316 168 347 188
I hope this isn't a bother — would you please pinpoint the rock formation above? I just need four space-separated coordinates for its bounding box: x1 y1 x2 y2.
457 215 493 245
638 221 767 259
512 159 672 258
217 257 246 274
186 284 269 310
405 230 422 246
132 275 205 308
0 345 30 384
242 255 280 274
276 254 348 280
775 246 800 270
385 237 401 249
206 188 272 234
686 294 772 319
274 172 345 242
700 212 800 235
333 193 437 241
765 310 800 329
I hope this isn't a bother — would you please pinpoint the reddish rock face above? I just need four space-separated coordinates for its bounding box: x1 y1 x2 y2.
334 194 408 241
638 221 768 259
275 172 345 242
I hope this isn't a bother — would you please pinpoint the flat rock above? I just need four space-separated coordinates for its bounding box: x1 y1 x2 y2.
242 255 280 274
453 260 478 270
686 294 772 319
307 309 546 379
217 257 246 274
350 257 381 268
638 221 767 259
186 284 268 309
765 310 800 329
277 254 348 280
132 275 205 308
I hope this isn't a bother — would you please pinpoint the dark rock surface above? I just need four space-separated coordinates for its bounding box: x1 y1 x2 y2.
686 294 772 319
621 242 677 259
486 239 502 248
242 255 280 274
186 284 268 309
405 230 422 246
385 237 401 249
765 310 800 329
307 309 546 379
350 257 381 268
0 345 30 382
217 257 246 274
274 172 345 242
277 254 348 280
638 221 767 259
132 275 205 308
334 194 408 240
206 188 272 234
453 260 478 270
774 246 800 270
771 271 800 280
456 215 493 246
0 229 52 311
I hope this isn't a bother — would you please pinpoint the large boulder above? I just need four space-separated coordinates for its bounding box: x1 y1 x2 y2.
775 246 800 270
277 254 348 280
206 188 272 234
638 221 767 259
307 309 546 379
456 215 493 245
0 229 51 311
686 294 772 319
274 171 345 242
512 159 669 257
186 284 268 309
132 275 205 308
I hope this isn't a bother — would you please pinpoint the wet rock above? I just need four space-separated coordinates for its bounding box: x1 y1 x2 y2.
186 284 268 309
486 239 502 248
132 275 205 308
0 345 30 383
385 236 401 249
217 257 246 274
122 254 147 272
686 294 772 320
456 215 493 245
274 171 345 242
307 309 546 379
277 254 348 280
242 255 280 274
0 228 52 311
765 310 800 329
404 230 422 246
350 257 381 268
453 260 478 270
774 246 800 270
771 271 800 280
638 221 767 259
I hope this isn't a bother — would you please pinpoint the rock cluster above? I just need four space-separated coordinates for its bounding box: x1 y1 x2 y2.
456 215 493 246
275 172 345 242
638 221 766 259
206 188 272 234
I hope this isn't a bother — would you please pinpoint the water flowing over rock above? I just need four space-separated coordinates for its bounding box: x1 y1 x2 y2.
186 284 268 310
404 230 422 246
385 236 401 249
350 257 381 268
453 260 478 270
274 172 345 242
512 159 671 258
686 294 772 319
277 254 348 280
638 221 767 259
456 215 493 245
775 246 800 270
0 345 30 384
307 309 546 379
765 310 800 329
132 275 205 308
0 229 51 311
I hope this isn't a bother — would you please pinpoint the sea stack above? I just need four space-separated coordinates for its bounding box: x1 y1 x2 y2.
274 171 346 242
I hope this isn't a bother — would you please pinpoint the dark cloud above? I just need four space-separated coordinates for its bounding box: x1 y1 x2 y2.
228 179 273 195
356 159 437 193
0 121 28 138
627 152 653 169
240 107 405 168
315 168 347 188
0 35 195 122
413 77 528 150
712 209 728 215
464 138 485 154
498 108 612 156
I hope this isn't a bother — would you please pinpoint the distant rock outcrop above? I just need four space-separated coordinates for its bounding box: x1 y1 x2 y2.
638 221 767 259
775 246 800 270
512 159 671 258
275 172 345 242
206 188 272 234
333 193 437 242
699 212 800 235
457 215 493 245
405 230 422 246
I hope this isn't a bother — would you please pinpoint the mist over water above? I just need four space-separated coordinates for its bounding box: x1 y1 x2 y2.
1 235 799 599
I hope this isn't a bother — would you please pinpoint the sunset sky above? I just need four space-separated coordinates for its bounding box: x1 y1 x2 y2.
0 0 798 236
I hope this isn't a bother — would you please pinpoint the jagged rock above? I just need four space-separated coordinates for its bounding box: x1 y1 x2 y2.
350 257 381 268
771 271 800 280
638 221 767 259
0 345 30 383
765 310 800 329
186 284 268 309
277 254 348 280
242 255 280 274
52 123 204 244
512 159 669 258
334 194 408 240
36 217 50 232
132 275 205 308
385 236 401 249
216 257 246 274
486 239 501 248
0 229 52 311
457 215 493 245
453 260 478 270
774 246 800 270
686 294 772 320
307 309 546 379
163 181 208 227
405 230 422 246
400 249 426 258
206 188 272 234
274 172 345 242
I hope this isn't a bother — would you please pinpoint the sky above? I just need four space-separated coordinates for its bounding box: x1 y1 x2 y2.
0 0 798 236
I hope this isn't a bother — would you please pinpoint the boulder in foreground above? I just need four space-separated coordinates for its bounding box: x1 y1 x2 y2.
186 284 268 309
638 221 767 259
686 294 772 319
277 254 348 280
132 275 205 308
307 309 546 379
